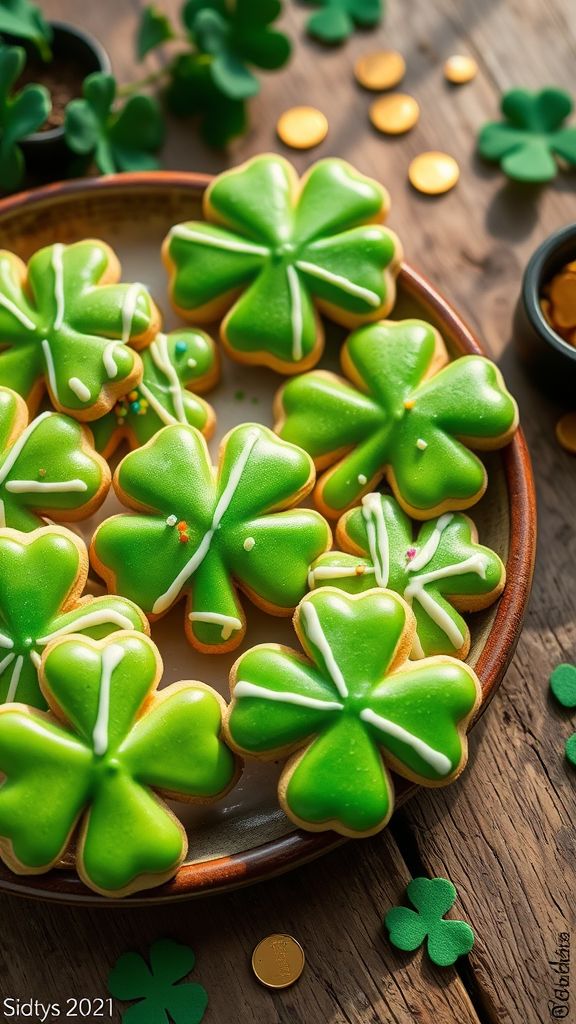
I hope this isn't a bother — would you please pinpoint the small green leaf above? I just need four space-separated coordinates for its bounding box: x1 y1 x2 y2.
82 72 115 120
0 45 50 191
4 82 50 145
64 99 100 155
137 5 174 60
0 0 53 60
0 141 23 192
165 53 248 147
212 51 260 100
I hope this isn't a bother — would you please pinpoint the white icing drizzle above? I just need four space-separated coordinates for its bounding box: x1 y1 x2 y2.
138 383 179 426
234 680 344 712
404 554 488 649
408 514 454 573
286 264 303 362
243 537 255 551
68 377 91 403
0 292 35 330
188 611 242 640
362 493 389 588
360 708 452 775
103 342 120 378
0 411 52 488
36 608 134 645
6 479 88 494
300 601 349 699
5 654 24 703
295 259 381 308
29 650 41 669
0 499 4 527
149 333 187 423
152 429 260 614
52 244 65 331
41 339 59 401
170 225 268 258
0 652 15 675
308 564 375 588
0 631 14 649
121 282 143 343
92 643 124 756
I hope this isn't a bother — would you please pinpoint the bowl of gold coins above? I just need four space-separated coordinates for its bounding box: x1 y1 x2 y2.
514 223 576 395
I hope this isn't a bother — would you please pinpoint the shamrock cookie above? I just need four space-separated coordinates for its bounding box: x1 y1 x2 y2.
0 386 110 530
225 588 481 836
0 633 239 896
308 494 506 659
0 239 161 419
0 526 148 709
275 319 519 518
163 154 402 373
91 423 332 653
91 329 218 459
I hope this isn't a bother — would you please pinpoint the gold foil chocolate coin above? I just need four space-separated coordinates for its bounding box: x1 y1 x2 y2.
370 93 420 134
252 933 305 989
556 412 576 454
409 151 460 194
444 55 478 84
277 107 328 149
354 50 406 91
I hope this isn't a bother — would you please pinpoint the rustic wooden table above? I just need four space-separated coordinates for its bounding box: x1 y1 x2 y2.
1 1 575 1022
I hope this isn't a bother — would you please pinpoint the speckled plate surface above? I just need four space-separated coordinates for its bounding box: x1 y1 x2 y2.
0 173 536 904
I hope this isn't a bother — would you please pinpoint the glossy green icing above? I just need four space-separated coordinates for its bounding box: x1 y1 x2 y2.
0 527 147 709
227 588 480 835
91 329 217 457
165 155 400 370
92 422 331 651
0 386 108 530
0 633 237 895
277 319 519 517
0 240 157 417
309 493 505 657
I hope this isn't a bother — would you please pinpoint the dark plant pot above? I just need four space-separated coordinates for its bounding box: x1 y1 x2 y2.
513 223 576 399
14 21 110 176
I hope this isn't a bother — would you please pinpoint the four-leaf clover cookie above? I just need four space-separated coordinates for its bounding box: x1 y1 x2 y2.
385 877 475 967
0 386 110 530
275 319 519 519
0 632 239 896
91 423 331 653
163 154 401 373
224 588 481 836
309 493 506 658
108 939 208 1024
478 87 576 183
91 328 218 459
0 526 148 709
0 239 160 419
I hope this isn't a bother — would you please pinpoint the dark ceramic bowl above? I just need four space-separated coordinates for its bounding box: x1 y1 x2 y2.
514 223 576 398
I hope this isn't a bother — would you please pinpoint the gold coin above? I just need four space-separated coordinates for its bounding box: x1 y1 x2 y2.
408 151 460 195
277 107 328 149
443 54 478 84
556 412 576 454
252 933 305 989
550 271 576 329
354 50 406 91
370 93 420 134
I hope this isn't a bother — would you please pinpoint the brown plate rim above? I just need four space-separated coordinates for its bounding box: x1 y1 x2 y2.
0 171 537 905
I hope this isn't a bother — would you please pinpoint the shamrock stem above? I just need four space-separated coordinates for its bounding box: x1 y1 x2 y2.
117 68 171 97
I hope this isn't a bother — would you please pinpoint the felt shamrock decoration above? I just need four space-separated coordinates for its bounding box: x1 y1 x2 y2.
0 526 148 709
549 663 576 768
225 588 481 836
0 632 239 896
91 329 218 459
478 88 576 183
385 877 475 967
109 939 208 1024
275 318 519 519
164 155 401 373
304 0 383 44
0 239 160 419
0 1 52 60
0 387 110 531
309 494 506 659
0 46 50 193
65 72 165 174
183 0 291 102
91 422 331 653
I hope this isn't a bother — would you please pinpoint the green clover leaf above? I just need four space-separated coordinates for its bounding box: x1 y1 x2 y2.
303 0 383 44
276 319 519 518
65 72 164 174
164 155 400 372
0 632 238 895
92 422 331 652
478 87 576 183
385 877 475 967
137 5 175 60
309 493 505 658
91 329 218 459
549 663 576 768
0 239 159 419
0 2 53 60
0 46 50 192
225 588 480 835
165 51 247 147
0 386 110 531
0 526 148 709
109 939 208 1024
